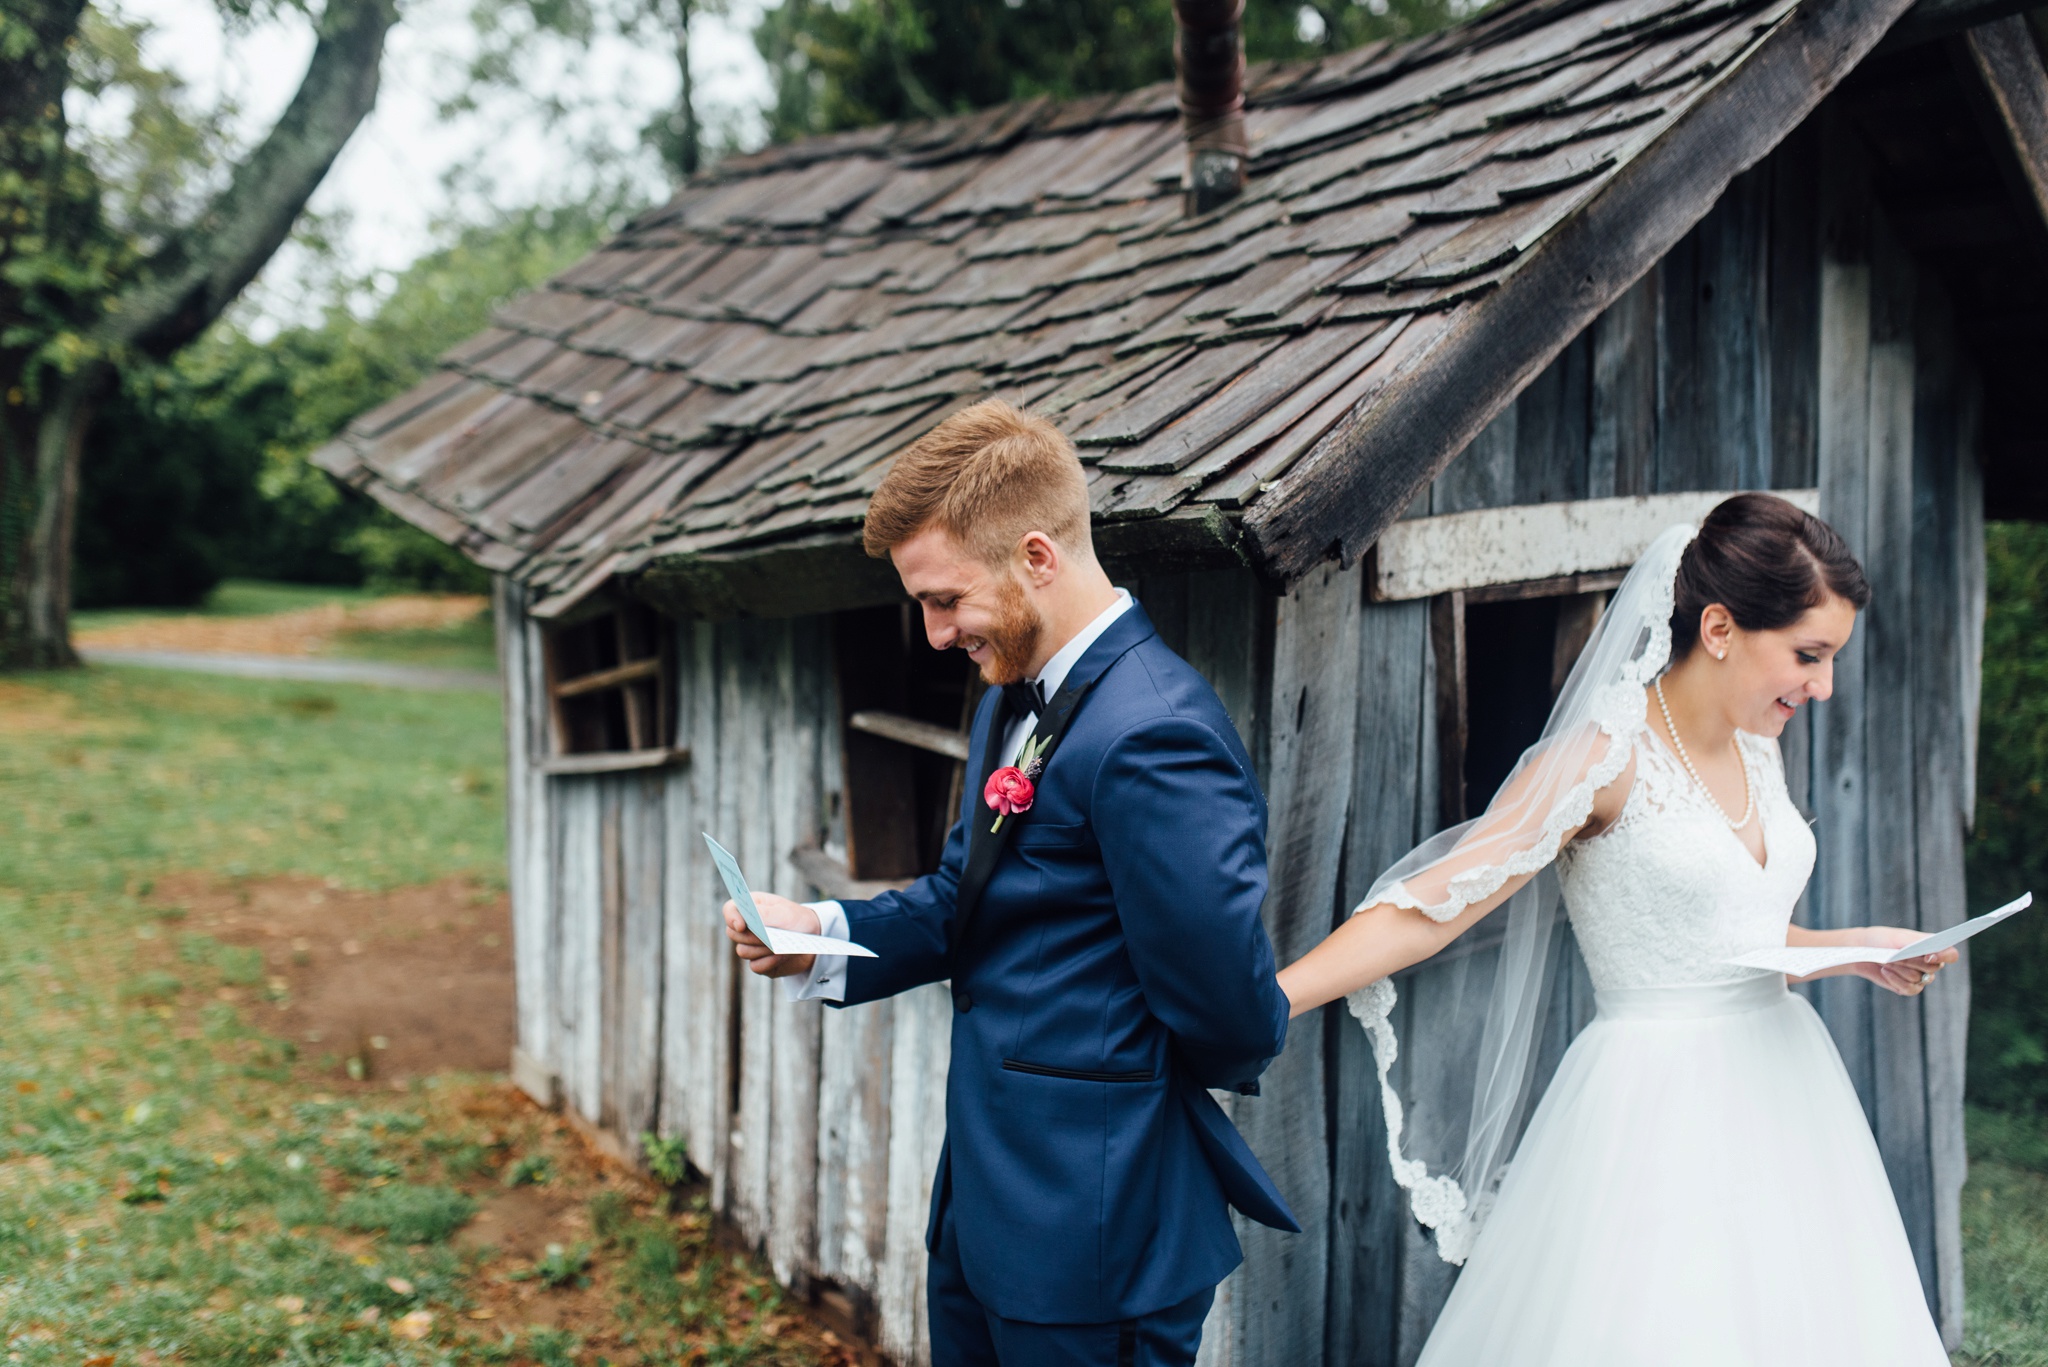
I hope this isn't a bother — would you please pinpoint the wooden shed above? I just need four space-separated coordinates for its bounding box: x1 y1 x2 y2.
314 0 2048 1359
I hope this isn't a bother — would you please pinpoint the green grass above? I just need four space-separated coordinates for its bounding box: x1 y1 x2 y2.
1960 1108 2048 1365
0 667 827 1365
1 667 505 894
325 612 498 674
72 578 381 633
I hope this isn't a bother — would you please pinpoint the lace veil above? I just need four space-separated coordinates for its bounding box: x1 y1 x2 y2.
1346 523 1697 1264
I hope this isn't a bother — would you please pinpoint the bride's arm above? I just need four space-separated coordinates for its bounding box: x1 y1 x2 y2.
1782 924 1959 994
1278 736 1632 1019
1278 877 1536 1019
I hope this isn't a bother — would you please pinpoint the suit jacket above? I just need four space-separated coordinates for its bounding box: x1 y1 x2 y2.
834 600 1297 1325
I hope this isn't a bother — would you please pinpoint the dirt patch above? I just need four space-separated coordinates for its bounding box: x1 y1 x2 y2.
77 595 488 657
0 681 103 737
146 872 513 1083
443 1088 870 1363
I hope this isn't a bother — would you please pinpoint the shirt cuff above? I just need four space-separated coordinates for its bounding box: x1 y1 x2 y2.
779 900 848 1003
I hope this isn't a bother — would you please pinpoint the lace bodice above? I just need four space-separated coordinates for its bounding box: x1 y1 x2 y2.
1556 728 1815 990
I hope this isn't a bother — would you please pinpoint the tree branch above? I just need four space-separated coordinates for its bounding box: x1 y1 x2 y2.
108 0 398 358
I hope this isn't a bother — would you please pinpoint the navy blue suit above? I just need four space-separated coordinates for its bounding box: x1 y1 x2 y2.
834 602 1296 1351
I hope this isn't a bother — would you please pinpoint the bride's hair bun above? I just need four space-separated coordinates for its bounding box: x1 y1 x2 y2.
1669 493 1871 661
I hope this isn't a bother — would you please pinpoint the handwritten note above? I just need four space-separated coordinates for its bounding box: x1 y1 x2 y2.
1728 892 2031 977
703 833 877 958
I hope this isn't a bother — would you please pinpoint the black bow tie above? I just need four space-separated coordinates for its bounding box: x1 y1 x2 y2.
1001 679 1045 719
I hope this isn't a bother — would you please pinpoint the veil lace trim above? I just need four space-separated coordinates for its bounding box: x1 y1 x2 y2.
1345 527 1690 1265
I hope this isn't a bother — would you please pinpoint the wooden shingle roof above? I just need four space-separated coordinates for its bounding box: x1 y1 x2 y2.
315 0 1919 618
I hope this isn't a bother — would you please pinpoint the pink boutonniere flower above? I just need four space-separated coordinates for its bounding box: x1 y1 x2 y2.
985 736 1049 833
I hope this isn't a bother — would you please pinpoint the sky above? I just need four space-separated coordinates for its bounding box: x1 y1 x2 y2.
98 0 774 326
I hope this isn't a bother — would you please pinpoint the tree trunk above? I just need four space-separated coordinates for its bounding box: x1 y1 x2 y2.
0 0 393 670
0 365 102 670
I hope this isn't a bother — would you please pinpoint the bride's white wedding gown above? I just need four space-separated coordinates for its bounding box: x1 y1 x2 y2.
1414 728 1950 1366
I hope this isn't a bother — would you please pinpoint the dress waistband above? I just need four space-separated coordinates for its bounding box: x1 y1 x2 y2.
1594 974 1788 1020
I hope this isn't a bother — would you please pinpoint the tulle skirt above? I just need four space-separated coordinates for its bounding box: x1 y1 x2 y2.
1415 975 1949 1367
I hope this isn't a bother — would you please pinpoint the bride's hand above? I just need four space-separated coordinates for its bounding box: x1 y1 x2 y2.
1845 926 1959 996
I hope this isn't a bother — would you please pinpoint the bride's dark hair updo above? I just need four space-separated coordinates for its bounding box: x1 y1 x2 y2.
1668 493 1871 661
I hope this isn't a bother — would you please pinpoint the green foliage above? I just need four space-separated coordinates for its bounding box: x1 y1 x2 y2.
754 0 1477 141
73 200 614 606
1959 1109 2048 1364
1967 523 2048 1114
510 1239 592 1287
588 1187 634 1240
503 1151 554 1186
336 1183 478 1243
642 1130 690 1186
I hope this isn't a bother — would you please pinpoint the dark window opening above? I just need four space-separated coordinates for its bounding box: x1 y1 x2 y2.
544 601 673 757
1434 588 1607 825
835 604 979 880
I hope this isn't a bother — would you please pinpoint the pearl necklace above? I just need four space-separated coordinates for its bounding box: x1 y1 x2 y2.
1653 677 1754 830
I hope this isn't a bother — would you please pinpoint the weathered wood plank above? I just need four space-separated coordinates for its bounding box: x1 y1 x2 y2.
814 991 894 1307
553 780 606 1123
611 772 667 1155
671 621 738 1207
1588 274 1657 500
1372 491 1820 602
1655 168 1771 492
1910 283 1971 1349
728 622 777 1240
498 580 559 1097
878 984 950 1365
1181 571 1271 774
1228 559 1362 1367
766 623 825 1288
1430 404 1514 516
1809 110 1878 1110
1863 212 1938 1312
1959 16 2048 239
1328 597 1431 1367
1768 120 1822 490
847 710 970 761
598 782 624 1130
1511 331 1591 506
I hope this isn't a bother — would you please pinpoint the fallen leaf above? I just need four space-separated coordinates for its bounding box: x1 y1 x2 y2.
392 1309 434 1340
14 1080 36 1094
274 1295 306 1313
83 1355 115 1367
385 1276 414 1295
467 1308 495 1320
356 1306 381 1324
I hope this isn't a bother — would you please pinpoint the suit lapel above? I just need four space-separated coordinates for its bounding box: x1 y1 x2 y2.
950 604 1158 951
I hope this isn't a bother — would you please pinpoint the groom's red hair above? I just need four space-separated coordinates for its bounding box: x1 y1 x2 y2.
863 399 1091 566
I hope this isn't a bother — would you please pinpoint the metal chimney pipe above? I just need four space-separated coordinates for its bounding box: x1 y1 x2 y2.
1173 0 1248 215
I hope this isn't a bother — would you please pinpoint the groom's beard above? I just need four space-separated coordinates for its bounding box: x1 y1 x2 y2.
965 576 1044 686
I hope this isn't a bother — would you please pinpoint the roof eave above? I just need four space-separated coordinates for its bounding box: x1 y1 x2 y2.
618 503 1250 622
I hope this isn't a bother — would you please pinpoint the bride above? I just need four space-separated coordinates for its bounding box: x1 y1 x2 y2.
1280 493 1957 1365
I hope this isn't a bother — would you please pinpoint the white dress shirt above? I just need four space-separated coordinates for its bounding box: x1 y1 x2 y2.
784 589 1135 1003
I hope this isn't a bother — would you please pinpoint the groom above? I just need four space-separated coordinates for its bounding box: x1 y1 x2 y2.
724 399 1296 1366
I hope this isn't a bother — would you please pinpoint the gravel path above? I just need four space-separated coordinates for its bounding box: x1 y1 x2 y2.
80 648 498 692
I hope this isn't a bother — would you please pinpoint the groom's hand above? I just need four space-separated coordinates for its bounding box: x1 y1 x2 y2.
723 892 820 979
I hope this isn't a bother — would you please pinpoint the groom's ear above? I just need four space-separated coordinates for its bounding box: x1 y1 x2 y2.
1018 531 1061 588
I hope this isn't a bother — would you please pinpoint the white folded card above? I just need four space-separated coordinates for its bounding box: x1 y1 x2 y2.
703 833 878 958
1727 892 2031 977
